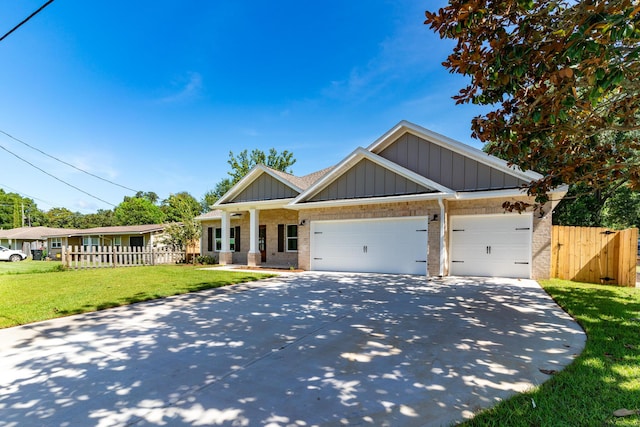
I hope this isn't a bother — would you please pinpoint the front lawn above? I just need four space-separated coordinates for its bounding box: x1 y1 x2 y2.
0 265 273 328
463 279 640 426
0 259 65 275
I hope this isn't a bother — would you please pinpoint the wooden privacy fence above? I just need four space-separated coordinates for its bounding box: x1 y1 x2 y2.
61 245 186 269
551 226 638 287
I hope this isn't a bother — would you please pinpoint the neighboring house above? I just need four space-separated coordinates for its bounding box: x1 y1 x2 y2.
42 224 168 259
197 121 566 279
0 226 70 256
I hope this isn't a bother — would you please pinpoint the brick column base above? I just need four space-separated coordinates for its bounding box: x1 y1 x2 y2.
219 251 233 265
247 251 261 267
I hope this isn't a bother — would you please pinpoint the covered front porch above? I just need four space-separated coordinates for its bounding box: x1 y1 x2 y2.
202 206 300 269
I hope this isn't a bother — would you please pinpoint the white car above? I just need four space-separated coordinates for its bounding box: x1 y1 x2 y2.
0 246 27 262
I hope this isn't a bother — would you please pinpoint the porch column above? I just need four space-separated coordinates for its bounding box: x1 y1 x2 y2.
219 211 233 265
438 198 447 277
247 208 261 266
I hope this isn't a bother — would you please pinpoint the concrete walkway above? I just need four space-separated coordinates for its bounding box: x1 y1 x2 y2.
0 273 585 427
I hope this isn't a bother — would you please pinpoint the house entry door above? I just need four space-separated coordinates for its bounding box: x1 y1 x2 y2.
259 225 266 262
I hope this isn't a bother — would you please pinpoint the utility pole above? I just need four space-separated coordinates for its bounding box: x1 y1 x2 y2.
21 203 25 227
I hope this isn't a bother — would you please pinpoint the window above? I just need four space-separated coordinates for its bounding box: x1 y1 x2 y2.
130 236 144 247
83 236 99 249
51 237 62 249
215 227 240 252
286 225 298 252
215 228 221 251
278 224 298 252
207 227 213 252
113 237 122 246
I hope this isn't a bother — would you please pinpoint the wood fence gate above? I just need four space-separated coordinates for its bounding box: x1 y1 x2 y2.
551 226 638 287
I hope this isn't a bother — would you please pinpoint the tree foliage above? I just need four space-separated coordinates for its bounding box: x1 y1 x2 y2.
161 192 202 222
45 207 82 229
554 183 640 229
202 148 296 207
161 194 202 262
78 209 115 228
425 0 640 203
113 197 166 226
0 190 42 229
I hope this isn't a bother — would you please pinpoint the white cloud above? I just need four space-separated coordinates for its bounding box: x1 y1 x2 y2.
159 72 203 104
321 6 445 103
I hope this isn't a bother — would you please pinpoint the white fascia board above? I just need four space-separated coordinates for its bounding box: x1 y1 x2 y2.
215 198 296 212
214 165 303 206
454 188 530 200
291 147 365 204
455 184 570 201
368 120 544 183
364 149 455 195
215 166 264 206
288 193 453 210
290 147 454 205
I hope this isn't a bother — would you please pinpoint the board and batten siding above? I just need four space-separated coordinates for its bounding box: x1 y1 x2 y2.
230 173 299 203
379 133 528 191
310 158 435 202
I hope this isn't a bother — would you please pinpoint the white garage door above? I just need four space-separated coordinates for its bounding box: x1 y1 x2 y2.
450 214 532 278
310 217 428 275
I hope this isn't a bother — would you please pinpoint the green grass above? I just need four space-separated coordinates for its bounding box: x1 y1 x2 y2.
0 265 273 328
0 259 65 275
462 279 640 427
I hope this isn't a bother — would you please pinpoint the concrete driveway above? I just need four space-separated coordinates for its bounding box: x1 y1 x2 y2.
0 273 585 427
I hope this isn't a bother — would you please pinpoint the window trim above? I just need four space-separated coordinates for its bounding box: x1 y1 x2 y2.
215 227 238 252
50 237 62 249
286 224 298 252
83 235 100 249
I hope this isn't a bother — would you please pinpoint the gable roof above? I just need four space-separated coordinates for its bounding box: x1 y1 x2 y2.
289 148 454 207
368 120 543 184
206 120 550 213
215 164 333 207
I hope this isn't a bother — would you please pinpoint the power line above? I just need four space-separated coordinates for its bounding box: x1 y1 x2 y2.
0 0 55 43
0 182 55 207
0 143 116 207
0 129 139 193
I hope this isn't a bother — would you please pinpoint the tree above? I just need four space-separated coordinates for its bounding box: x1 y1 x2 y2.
601 186 640 229
201 179 233 211
45 207 82 228
0 190 45 228
161 192 201 222
114 197 166 226
78 209 115 228
425 1 640 205
202 148 296 207
161 195 202 263
553 182 640 229
134 191 159 204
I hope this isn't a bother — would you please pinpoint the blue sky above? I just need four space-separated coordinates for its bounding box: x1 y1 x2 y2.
0 1 489 214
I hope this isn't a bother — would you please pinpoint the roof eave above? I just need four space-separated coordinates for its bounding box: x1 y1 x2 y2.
368 120 544 183
288 192 453 210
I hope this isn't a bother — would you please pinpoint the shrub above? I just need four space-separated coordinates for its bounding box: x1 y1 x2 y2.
196 255 217 265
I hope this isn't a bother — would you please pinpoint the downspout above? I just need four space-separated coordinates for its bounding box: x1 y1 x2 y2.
438 198 446 277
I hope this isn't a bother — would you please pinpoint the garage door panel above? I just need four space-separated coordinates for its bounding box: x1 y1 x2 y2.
450 215 532 278
311 217 427 275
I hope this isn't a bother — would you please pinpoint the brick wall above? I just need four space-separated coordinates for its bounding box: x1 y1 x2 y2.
297 200 442 275
203 194 552 279
200 208 298 267
446 196 552 279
